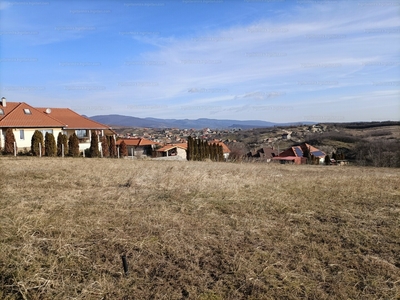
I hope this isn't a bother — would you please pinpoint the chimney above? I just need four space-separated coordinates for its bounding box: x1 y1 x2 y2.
1 97 6 107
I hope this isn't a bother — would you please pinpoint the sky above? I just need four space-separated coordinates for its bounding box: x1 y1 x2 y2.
0 0 399 123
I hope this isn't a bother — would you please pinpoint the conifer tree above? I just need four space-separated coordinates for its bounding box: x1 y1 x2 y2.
109 136 117 157
332 151 337 160
101 136 109 157
31 130 44 156
187 136 193 160
199 139 204 160
120 140 128 157
68 133 80 157
4 128 16 155
324 154 331 165
205 140 210 159
193 138 199 161
218 145 224 161
45 132 57 157
89 131 100 157
57 132 68 156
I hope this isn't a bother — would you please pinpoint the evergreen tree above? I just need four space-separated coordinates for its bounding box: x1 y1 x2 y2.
332 151 337 160
303 146 310 164
187 136 192 160
120 140 128 157
205 140 210 159
218 145 224 161
45 132 57 157
57 132 68 157
89 131 100 157
4 128 16 155
199 139 204 160
109 136 117 157
324 154 331 165
101 136 109 157
31 130 44 156
68 133 80 157
193 138 199 161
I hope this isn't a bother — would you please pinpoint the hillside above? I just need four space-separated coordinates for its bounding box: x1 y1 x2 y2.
89 114 313 129
1 157 399 299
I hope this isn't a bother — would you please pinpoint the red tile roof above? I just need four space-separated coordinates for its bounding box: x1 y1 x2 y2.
209 139 231 153
0 102 65 128
0 102 112 131
36 107 109 129
116 138 158 146
156 143 188 152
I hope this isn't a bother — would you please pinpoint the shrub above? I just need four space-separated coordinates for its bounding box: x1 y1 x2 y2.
119 140 128 157
31 130 44 156
89 131 100 158
57 132 68 157
101 136 109 157
109 136 117 158
4 128 16 155
324 154 331 165
45 132 57 157
68 133 80 157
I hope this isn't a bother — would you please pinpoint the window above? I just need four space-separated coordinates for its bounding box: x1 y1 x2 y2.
0 109 4 115
39 129 53 136
76 129 88 138
20 130 24 140
23 108 32 114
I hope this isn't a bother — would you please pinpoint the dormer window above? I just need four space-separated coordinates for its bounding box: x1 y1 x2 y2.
0 108 4 115
23 108 31 114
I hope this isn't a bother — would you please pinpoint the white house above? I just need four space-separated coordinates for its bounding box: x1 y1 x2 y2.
0 97 114 152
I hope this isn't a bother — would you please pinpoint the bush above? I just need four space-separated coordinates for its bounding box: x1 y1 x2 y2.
119 140 128 157
109 136 117 158
4 128 16 155
57 132 68 157
45 132 57 157
101 136 109 157
68 133 80 157
89 131 100 158
31 130 44 156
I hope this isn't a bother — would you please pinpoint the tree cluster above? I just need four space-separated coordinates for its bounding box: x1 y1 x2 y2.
187 136 224 161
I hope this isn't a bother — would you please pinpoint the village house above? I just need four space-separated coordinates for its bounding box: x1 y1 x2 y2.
209 139 231 160
116 137 159 157
0 97 114 152
156 143 188 159
273 142 325 165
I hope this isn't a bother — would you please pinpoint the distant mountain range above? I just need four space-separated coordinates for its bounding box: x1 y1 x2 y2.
88 114 315 129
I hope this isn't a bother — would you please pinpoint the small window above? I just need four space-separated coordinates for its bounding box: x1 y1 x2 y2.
0 109 4 115
23 108 31 114
20 130 24 140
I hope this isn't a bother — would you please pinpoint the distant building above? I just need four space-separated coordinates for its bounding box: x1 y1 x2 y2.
156 143 187 159
273 142 325 164
116 138 159 157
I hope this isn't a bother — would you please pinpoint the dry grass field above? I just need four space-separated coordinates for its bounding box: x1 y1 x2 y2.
0 157 399 299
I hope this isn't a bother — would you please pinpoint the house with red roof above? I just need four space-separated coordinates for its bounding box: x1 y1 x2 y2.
272 142 325 164
156 143 188 159
0 97 114 152
116 137 159 157
209 139 231 159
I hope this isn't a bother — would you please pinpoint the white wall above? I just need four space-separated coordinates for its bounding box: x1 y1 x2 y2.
0 128 63 150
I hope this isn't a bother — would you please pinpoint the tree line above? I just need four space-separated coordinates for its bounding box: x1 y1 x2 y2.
1 129 128 158
187 136 224 161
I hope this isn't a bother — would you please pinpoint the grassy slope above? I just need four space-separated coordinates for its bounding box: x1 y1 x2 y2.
0 157 399 299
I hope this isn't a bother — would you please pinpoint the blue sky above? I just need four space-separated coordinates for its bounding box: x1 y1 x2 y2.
0 0 399 123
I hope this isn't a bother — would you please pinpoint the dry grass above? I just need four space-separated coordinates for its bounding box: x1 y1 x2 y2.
0 157 399 299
